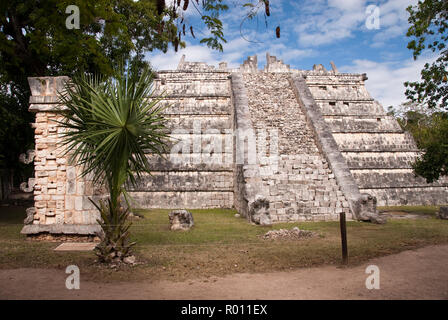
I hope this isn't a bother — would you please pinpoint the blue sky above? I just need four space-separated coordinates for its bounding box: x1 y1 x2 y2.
146 0 433 108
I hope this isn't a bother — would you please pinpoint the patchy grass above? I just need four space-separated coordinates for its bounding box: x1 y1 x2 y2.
378 205 442 216
0 205 447 282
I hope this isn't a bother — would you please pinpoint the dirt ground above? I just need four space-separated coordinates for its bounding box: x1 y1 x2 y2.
1 244 447 300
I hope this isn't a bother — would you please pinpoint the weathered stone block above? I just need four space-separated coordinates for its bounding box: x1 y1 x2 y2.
169 210 194 231
74 196 83 211
24 207 36 225
437 207 448 220
248 195 271 226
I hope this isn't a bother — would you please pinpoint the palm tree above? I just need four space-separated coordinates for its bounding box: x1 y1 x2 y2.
58 64 169 263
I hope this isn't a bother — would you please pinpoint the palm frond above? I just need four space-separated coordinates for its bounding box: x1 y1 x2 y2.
57 64 170 205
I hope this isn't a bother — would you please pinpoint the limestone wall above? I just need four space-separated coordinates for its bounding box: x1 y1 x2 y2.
126 67 235 209
22 77 101 236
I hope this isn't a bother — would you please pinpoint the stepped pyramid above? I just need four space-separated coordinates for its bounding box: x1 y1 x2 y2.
22 53 448 237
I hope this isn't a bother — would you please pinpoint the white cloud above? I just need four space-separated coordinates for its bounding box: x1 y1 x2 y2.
147 24 315 71
147 44 219 71
294 0 367 46
146 0 428 112
329 0 366 12
294 0 416 47
340 55 435 108
370 0 417 47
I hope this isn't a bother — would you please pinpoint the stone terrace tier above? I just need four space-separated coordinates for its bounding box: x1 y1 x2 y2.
127 69 234 209
304 72 448 206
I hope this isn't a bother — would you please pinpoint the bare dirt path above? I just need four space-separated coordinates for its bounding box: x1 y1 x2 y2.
1 244 448 300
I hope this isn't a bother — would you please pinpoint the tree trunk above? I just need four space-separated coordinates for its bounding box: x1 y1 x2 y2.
0 169 13 200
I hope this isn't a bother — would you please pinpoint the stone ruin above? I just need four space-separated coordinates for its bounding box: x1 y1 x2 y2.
20 53 448 238
248 195 271 226
169 209 195 231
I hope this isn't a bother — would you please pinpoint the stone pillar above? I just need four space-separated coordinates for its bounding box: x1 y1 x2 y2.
240 55 258 73
265 53 290 73
219 62 228 71
21 77 101 239
330 61 339 74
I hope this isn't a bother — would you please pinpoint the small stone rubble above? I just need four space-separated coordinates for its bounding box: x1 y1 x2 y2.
437 207 448 220
169 209 194 231
249 196 271 226
262 227 316 241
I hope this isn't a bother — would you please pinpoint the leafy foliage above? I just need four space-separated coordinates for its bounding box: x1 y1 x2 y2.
412 113 448 183
0 78 33 193
0 1 272 183
389 105 448 183
405 0 448 109
403 1 448 183
0 0 174 187
58 64 169 261
58 64 169 208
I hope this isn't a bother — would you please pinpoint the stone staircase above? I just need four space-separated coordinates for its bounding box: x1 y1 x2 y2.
240 72 350 222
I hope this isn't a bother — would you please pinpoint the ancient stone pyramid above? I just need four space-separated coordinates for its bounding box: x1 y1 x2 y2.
23 53 448 236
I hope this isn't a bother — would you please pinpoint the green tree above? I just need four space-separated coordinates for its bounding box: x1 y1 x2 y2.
405 0 448 108
404 0 448 182
0 80 33 198
390 104 448 183
58 64 169 262
411 113 448 183
1 0 270 89
0 1 272 193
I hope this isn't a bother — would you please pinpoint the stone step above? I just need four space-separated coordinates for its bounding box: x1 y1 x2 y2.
334 132 417 152
128 191 234 209
145 154 233 171
154 79 229 96
351 169 448 189
361 186 448 207
159 97 231 115
324 116 403 133
308 84 372 100
342 151 421 169
129 171 234 192
165 115 232 133
153 133 234 155
317 101 385 115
